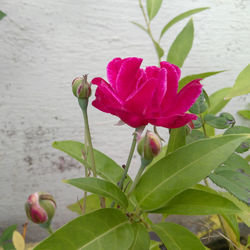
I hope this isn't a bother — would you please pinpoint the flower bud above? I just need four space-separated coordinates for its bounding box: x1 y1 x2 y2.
25 192 56 225
72 74 91 99
137 131 162 161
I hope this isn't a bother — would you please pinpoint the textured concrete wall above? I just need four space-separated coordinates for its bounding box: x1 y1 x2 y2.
0 0 249 241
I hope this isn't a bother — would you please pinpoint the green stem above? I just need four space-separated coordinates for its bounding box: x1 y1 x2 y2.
118 130 138 190
127 158 151 197
139 0 161 65
199 113 207 137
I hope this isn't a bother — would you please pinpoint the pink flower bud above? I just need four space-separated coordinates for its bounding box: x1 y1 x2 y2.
72 74 91 99
137 131 162 161
25 192 56 225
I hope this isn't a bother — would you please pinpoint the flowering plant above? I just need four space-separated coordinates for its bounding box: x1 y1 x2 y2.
24 1 250 250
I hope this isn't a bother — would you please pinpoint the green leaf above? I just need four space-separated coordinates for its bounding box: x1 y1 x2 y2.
152 222 205 250
160 7 209 40
209 170 250 205
67 195 112 215
134 134 249 211
34 209 133 250
238 109 250 120
206 87 232 115
221 214 240 241
129 223 150 250
189 91 208 114
204 113 235 129
225 64 250 99
131 21 148 33
3 242 15 250
146 0 163 21
167 19 194 68
52 141 128 185
153 40 164 59
224 126 250 153
64 177 128 208
151 185 241 215
149 240 161 250
0 225 17 245
167 127 186 154
0 10 6 20
215 153 250 175
178 71 224 91
186 130 206 144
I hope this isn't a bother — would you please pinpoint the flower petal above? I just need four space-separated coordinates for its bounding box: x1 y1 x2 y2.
116 57 143 100
106 57 122 90
160 62 180 109
150 113 197 129
117 110 148 128
173 79 202 114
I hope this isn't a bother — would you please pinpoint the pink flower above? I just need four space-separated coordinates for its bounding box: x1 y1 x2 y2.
92 57 202 128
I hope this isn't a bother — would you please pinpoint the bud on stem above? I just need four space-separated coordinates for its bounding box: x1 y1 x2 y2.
72 74 91 99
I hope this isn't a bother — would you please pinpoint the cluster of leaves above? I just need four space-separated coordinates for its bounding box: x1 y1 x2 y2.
29 1 250 250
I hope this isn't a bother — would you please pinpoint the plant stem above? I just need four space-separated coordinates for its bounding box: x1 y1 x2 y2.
127 158 151 197
47 226 54 235
199 113 207 137
139 0 161 65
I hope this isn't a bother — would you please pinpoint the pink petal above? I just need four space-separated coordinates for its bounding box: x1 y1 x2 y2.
124 78 157 115
160 62 180 110
173 79 202 114
107 57 122 90
116 57 143 100
117 110 148 128
150 113 197 129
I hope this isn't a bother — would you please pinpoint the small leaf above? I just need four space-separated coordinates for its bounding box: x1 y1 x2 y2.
131 21 148 33
167 127 186 154
151 185 241 215
225 64 250 99
134 134 250 211
12 231 25 250
167 19 194 68
152 222 205 250
160 7 209 40
0 225 17 244
186 130 206 144
0 10 6 20
52 141 130 185
209 170 250 205
221 214 240 243
34 209 133 250
67 194 112 215
149 240 161 250
147 0 163 20
64 177 128 208
153 40 164 59
178 71 224 91
189 91 208 114
129 223 150 250
238 109 250 120
204 113 235 129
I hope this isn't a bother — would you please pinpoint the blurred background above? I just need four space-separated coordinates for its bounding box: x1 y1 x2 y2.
0 0 250 241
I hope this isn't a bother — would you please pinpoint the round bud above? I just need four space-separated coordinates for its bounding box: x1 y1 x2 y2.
72 75 91 99
137 131 162 161
25 192 56 225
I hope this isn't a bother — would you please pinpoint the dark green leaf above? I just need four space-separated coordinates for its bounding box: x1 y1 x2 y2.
134 134 249 211
52 141 128 185
189 91 208 114
167 127 186 154
129 223 150 250
67 195 112 215
151 185 241 215
225 64 250 99
215 153 250 175
178 71 224 91
160 7 209 40
3 242 15 250
147 0 163 20
186 130 206 144
0 10 6 20
34 209 133 250
64 177 128 208
209 170 250 205
0 225 17 245
131 21 148 33
204 113 235 129
167 19 194 68
238 110 250 120
152 222 205 250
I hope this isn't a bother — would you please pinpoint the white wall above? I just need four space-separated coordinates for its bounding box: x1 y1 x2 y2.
0 0 249 241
